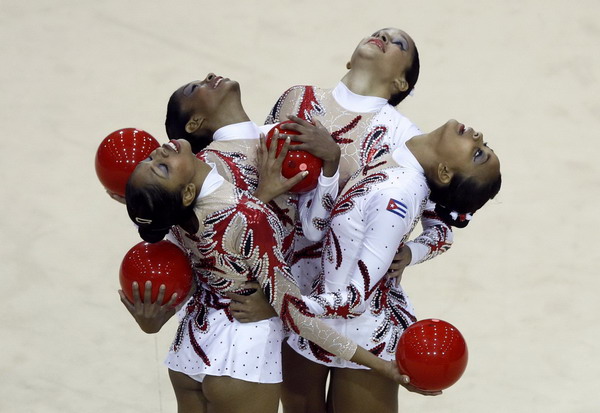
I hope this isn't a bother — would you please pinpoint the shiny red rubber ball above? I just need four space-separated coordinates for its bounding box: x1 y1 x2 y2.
396 319 468 391
265 121 323 193
95 128 159 197
119 240 193 307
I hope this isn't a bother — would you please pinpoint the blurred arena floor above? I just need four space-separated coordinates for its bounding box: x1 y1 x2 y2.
1 1 598 412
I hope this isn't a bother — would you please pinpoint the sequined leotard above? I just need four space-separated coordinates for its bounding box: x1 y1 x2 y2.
165 166 356 382
266 82 453 294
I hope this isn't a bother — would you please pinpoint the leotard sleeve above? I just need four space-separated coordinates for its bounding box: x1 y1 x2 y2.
297 168 339 242
404 200 453 265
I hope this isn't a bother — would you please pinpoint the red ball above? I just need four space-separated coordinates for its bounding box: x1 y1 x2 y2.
95 128 160 197
265 121 323 193
396 319 468 391
119 240 193 307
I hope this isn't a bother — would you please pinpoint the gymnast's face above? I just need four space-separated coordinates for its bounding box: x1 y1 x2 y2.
176 73 241 131
130 139 197 193
433 120 500 186
349 28 416 84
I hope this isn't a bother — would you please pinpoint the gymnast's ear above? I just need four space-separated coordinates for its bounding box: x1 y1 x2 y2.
392 77 408 93
181 183 197 207
436 163 453 185
185 116 204 134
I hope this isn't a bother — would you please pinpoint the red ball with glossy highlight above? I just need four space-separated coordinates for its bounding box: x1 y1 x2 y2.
396 318 468 391
266 121 323 193
119 240 193 307
95 128 160 197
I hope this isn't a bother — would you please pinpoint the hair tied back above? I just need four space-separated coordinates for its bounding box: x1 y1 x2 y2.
449 211 472 222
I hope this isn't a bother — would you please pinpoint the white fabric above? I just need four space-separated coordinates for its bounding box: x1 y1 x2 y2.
332 82 387 112
197 162 224 199
213 121 261 141
166 289 285 383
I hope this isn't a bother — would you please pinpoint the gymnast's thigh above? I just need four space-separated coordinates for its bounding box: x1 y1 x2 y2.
328 366 398 413
281 341 330 413
202 374 280 413
168 369 208 413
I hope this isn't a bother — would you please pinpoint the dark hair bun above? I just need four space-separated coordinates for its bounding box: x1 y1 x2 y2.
434 204 471 229
138 225 169 243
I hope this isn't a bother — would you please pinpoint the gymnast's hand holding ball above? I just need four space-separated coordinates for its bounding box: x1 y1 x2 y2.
118 240 194 334
118 280 179 334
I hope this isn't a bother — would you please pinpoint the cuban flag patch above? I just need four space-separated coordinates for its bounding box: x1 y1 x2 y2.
386 198 407 218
